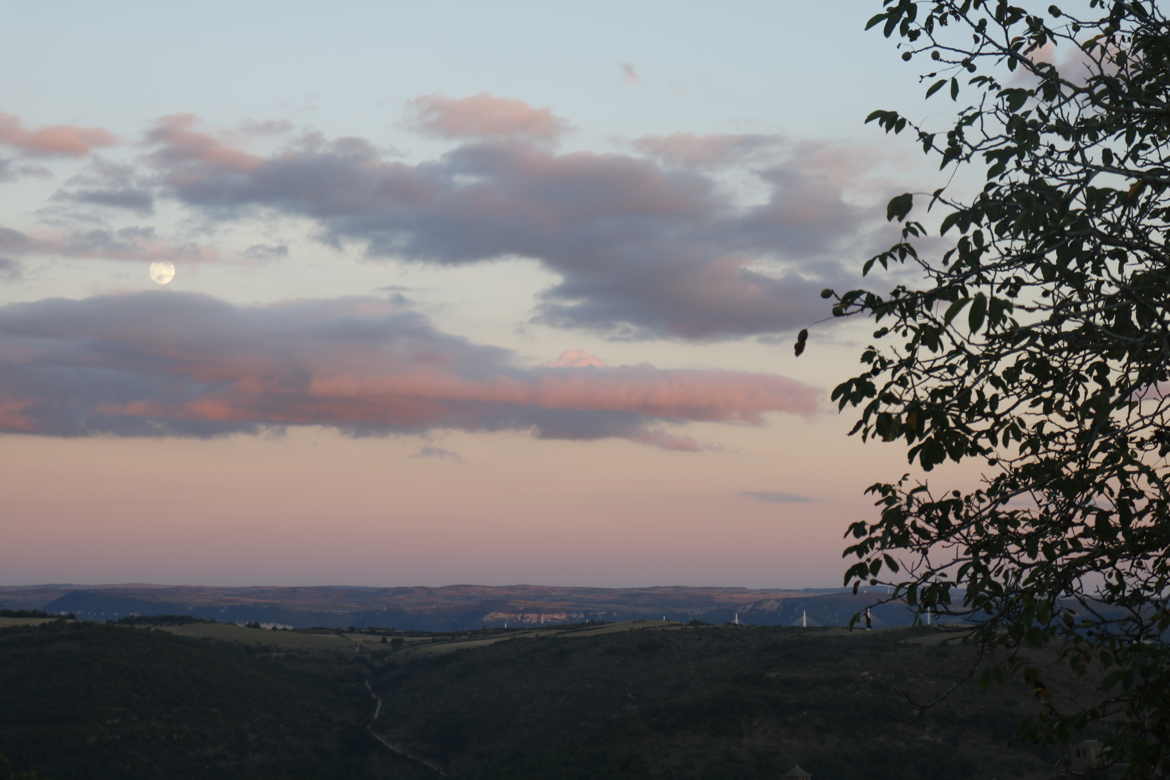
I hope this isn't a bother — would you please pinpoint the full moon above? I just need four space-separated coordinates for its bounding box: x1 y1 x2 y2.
149 261 176 286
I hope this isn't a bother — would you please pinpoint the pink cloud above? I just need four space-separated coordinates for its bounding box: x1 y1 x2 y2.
0 400 34 431
0 292 820 449
305 366 817 424
530 369 817 422
0 112 117 157
632 133 782 168
145 114 262 172
407 94 568 142
630 428 704 452
0 224 216 264
1010 39 1119 87
547 349 606 368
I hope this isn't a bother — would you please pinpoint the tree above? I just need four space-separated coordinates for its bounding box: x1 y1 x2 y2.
818 0 1170 773
0 754 45 780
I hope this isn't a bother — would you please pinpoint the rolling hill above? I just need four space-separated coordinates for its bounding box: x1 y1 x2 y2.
0 584 909 631
0 617 1085 779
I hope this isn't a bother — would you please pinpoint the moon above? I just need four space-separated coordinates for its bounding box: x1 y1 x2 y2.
149 261 176 286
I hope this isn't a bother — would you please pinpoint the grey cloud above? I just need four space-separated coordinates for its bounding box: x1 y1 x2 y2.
53 158 155 215
741 491 815 504
411 445 464 462
734 167 869 256
0 157 51 182
0 257 20 280
0 227 33 253
534 256 851 341
239 119 294 135
0 292 818 445
377 285 414 306
243 243 288 260
56 227 173 259
65 188 154 214
145 127 875 340
0 223 212 263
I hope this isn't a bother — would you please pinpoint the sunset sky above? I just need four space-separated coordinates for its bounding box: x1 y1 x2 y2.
2 1 965 587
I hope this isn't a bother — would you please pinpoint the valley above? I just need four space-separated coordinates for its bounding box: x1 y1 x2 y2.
0 614 1077 779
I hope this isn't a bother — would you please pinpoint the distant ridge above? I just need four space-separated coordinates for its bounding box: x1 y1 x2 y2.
0 584 898 631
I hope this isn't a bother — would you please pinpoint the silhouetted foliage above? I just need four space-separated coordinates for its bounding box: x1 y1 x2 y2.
821 1 1170 773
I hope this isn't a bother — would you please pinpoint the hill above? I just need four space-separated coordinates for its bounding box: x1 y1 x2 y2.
0 584 900 631
0 620 405 779
0 618 1092 779
368 623 1062 779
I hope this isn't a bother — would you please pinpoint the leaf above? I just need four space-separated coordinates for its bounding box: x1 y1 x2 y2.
1003 88 1029 111
939 211 964 235
925 79 948 99
944 297 970 325
968 292 987 333
988 297 1013 325
883 13 899 37
887 192 914 222
794 329 808 357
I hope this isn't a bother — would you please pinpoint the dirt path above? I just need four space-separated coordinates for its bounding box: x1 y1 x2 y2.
364 679 383 721
362 667 447 775
342 633 446 774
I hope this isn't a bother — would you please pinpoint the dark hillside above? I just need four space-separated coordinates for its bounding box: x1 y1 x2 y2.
0 621 398 779
371 625 1061 779
0 619 1090 779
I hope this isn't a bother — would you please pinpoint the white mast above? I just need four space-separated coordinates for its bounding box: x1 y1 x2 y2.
801 609 807 629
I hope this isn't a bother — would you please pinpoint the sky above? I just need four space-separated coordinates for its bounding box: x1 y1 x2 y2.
0 1 962 587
